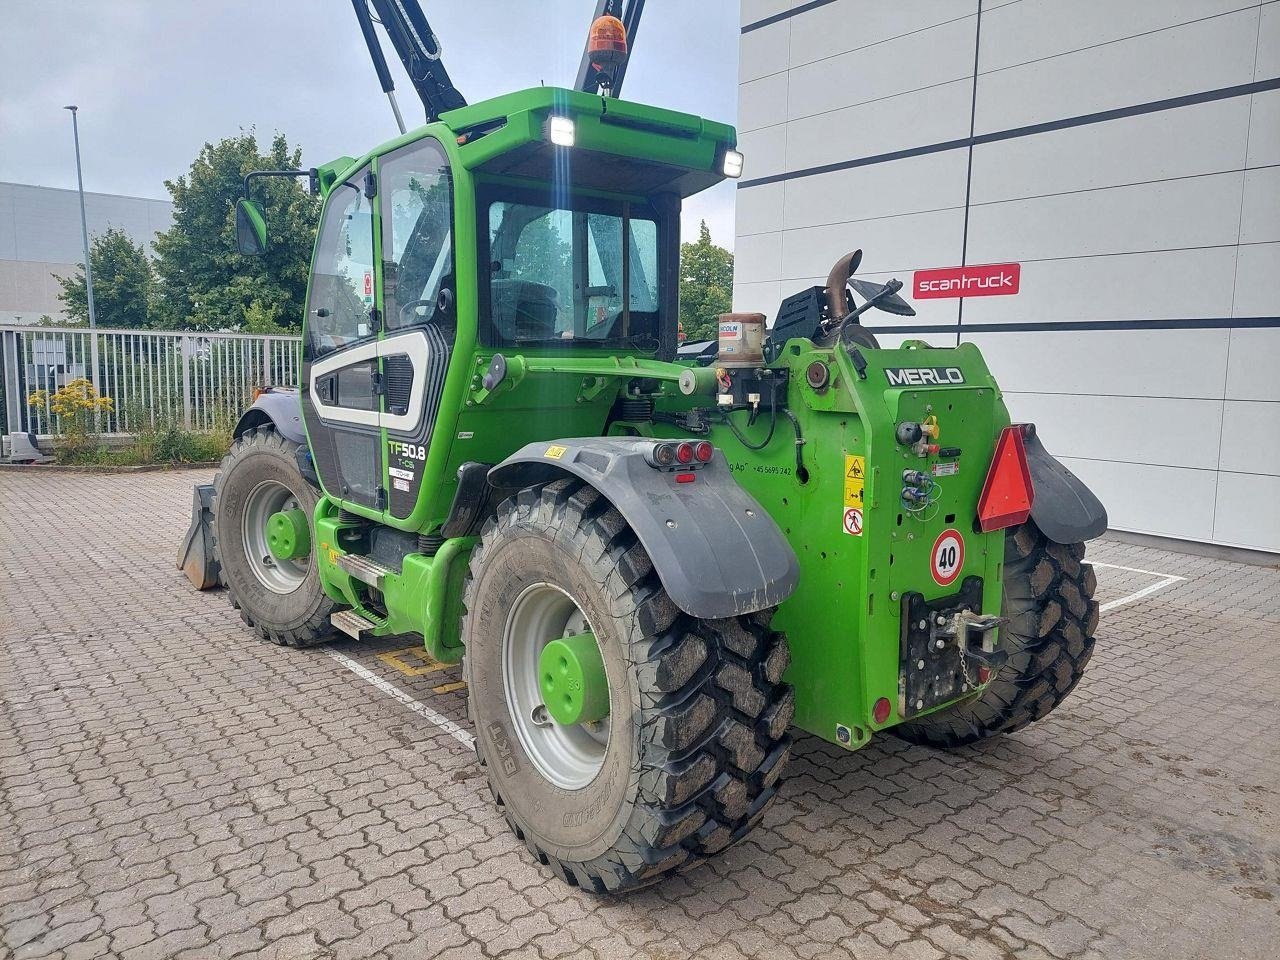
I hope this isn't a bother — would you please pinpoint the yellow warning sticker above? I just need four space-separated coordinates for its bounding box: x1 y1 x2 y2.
544 444 568 460
844 454 866 508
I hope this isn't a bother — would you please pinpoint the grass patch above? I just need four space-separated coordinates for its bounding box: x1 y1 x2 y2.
53 421 232 467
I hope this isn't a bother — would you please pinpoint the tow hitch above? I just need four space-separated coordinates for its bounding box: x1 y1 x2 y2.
899 577 1007 718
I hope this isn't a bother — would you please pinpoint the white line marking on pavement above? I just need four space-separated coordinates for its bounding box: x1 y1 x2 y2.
1092 562 1187 612
326 649 475 749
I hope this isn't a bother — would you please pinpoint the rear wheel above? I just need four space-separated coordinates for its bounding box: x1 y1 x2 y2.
212 428 337 647
463 478 794 892
894 519 1099 748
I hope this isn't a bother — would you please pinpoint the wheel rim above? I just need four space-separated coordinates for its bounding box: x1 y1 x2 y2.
241 480 310 595
502 582 610 790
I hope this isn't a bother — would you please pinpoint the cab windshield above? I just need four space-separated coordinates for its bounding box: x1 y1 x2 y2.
481 189 661 350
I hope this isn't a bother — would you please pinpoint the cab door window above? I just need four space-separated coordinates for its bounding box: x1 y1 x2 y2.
380 140 453 332
306 173 376 360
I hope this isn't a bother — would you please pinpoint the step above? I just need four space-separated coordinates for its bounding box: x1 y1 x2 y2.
336 553 393 589
330 609 378 640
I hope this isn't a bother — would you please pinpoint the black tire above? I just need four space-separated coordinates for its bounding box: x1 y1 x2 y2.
894 519 1099 748
462 478 793 893
212 428 337 648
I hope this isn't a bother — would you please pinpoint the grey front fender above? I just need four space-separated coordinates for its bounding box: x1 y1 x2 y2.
1024 425 1108 544
488 438 800 620
233 388 305 445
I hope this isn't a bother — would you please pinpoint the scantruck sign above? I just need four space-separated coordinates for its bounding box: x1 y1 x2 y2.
913 262 1020 299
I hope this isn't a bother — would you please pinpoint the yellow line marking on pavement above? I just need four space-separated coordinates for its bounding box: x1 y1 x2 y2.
326 649 474 748
378 645 452 677
433 681 467 694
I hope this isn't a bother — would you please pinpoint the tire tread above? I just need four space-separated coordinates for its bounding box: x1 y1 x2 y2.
894 519 1097 748
464 478 792 892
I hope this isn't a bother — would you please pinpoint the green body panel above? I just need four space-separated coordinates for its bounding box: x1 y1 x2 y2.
661 341 1011 745
285 84 1015 749
313 500 474 664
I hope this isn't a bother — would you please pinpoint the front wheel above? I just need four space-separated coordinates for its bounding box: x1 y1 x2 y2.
212 428 337 647
894 519 1099 748
463 478 794 893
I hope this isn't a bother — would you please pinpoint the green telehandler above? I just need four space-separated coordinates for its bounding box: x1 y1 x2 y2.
179 0 1107 893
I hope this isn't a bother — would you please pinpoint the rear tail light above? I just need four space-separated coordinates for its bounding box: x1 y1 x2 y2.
873 697 892 724
647 440 713 471
977 425 1035 532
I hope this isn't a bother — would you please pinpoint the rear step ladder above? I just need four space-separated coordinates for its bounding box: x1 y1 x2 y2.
336 553 393 589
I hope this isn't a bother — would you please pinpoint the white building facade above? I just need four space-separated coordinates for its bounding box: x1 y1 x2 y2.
0 182 172 324
734 0 1280 554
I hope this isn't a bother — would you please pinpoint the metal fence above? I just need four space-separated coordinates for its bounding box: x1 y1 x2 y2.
0 325 302 438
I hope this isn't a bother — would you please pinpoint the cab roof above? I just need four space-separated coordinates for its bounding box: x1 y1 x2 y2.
321 86 738 200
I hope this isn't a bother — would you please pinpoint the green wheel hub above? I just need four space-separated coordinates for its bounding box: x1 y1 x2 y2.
265 508 310 561
539 632 609 726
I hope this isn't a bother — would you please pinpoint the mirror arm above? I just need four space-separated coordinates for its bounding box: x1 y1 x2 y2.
845 279 904 322
243 168 320 202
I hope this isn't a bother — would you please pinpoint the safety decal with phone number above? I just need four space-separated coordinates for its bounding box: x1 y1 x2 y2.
931 529 965 586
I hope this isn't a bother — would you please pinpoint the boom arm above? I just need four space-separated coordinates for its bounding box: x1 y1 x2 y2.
352 0 466 126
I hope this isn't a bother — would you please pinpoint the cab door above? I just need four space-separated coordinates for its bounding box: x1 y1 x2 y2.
301 166 385 510
375 137 456 520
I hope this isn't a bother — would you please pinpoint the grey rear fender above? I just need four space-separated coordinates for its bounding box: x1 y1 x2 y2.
1023 425 1108 544
487 438 800 620
233 388 305 445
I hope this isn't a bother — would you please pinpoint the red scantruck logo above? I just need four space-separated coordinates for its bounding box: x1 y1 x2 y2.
913 262 1020 299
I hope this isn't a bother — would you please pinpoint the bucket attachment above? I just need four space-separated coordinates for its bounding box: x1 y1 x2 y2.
177 483 221 590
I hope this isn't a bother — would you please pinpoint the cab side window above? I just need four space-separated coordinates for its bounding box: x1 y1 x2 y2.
306 171 375 359
380 140 454 333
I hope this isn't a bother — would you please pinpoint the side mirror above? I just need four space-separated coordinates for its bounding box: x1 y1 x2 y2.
235 199 268 256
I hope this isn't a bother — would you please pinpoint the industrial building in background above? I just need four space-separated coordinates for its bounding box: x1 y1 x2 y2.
734 0 1279 555
0 182 172 324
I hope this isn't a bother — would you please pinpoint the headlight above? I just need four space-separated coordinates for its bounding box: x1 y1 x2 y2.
549 116 576 147
721 149 744 178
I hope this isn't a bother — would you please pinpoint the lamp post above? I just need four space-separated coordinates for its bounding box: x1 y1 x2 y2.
64 105 100 397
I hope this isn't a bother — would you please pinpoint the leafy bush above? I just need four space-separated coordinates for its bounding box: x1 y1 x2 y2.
27 378 114 464
23 387 231 467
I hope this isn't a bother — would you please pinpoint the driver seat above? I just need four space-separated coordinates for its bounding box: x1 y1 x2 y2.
491 279 560 341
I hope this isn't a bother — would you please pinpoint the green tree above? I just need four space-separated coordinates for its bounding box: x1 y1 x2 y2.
56 228 155 328
152 131 319 332
678 220 734 342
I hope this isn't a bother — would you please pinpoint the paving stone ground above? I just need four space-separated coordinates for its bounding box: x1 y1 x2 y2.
2 468 1278 960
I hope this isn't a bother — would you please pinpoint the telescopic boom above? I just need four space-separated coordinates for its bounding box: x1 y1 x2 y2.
351 0 467 128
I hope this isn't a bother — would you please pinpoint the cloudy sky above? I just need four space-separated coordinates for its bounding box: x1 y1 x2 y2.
0 0 742 247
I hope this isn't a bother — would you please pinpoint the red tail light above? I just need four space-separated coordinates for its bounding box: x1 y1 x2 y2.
977 425 1035 532
675 442 695 464
694 441 713 463
873 697 892 724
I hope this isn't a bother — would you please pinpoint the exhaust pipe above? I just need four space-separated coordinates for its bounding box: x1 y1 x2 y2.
824 249 863 321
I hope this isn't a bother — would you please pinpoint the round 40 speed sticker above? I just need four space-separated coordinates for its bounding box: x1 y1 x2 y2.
930 529 965 586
